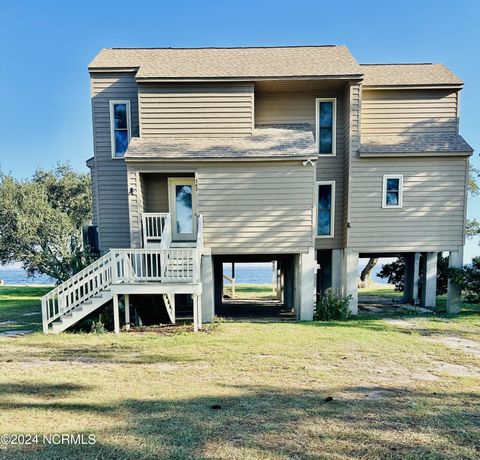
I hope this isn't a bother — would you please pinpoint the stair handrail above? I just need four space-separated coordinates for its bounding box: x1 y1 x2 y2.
159 214 172 249
41 251 113 333
193 215 204 283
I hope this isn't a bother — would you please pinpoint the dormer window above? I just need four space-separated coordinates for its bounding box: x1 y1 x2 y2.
110 100 131 158
315 98 336 156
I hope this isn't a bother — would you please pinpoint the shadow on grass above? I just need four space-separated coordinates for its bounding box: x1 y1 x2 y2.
1 383 479 459
3 342 204 366
0 382 89 397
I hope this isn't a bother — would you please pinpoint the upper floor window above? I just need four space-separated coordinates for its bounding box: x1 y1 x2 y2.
382 174 403 208
110 100 131 158
315 98 336 156
317 181 335 237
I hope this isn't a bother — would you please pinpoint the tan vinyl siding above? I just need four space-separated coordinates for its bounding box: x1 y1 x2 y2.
128 171 143 248
88 163 99 226
138 83 254 137
361 89 458 136
90 72 139 251
127 161 315 254
197 162 315 254
255 81 347 249
342 83 361 247
348 156 468 252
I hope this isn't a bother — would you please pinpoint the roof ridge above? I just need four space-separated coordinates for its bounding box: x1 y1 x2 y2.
107 45 340 50
361 63 436 66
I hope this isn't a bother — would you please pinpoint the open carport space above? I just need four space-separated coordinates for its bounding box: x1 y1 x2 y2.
212 254 296 320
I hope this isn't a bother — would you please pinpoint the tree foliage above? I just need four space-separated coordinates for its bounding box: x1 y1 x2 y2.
449 257 480 303
468 164 480 196
0 164 94 282
378 254 449 295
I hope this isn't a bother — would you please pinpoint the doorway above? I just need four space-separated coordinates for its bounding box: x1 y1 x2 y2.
168 177 196 241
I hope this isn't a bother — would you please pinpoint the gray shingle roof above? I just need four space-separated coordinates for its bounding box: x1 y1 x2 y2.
124 125 318 161
89 46 363 80
359 134 473 156
361 64 462 86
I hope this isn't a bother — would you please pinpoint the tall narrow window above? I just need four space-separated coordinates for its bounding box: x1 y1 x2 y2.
110 100 131 158
316 98 336 155
382 175 403 208
317 181 335 237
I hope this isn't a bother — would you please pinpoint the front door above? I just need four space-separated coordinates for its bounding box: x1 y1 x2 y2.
168 177 196 241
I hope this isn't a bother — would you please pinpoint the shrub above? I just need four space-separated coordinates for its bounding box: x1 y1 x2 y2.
449 257 480 303
315 288 352 321
91 320 106 334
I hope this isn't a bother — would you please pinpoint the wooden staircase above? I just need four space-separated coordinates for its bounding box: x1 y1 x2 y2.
41 214 205 334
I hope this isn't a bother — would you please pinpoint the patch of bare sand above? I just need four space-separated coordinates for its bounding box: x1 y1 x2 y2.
427 336 480 358
432 361 480 377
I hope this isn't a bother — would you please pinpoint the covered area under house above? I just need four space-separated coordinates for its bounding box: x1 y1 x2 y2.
315 249 463 314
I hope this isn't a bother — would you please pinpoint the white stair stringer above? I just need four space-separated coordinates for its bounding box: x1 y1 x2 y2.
49 289 113 334
162 293 176 324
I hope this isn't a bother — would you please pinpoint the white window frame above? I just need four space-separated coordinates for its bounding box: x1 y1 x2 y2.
315 98 337 156
316 180 335 238
382 174 404 209
109 100 131 159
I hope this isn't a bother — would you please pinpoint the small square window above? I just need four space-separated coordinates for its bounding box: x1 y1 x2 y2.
382 175 403 208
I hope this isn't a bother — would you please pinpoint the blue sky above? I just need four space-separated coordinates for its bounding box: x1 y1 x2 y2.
1 0 479 259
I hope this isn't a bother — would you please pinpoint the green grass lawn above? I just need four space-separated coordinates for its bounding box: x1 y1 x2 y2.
0 286 53 333
223 283 276 299
1 286 480 459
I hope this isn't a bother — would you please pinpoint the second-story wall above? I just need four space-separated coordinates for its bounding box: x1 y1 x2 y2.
90 72 139 251
138 83 254 137
255 80 348 250
361 88 459 137
348 86 467 253
126 161 315 254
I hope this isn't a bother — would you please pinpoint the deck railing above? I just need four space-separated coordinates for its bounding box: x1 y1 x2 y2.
142 213 170 247
41 247 200 332
111 248 196 283
41 252 113 333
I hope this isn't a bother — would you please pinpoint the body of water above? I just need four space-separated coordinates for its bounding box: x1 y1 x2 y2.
224 265 388 285
0 263 388 286
0 269 53 285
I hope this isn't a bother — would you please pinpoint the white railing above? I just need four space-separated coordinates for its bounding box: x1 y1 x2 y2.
111 248 196 283
41 247 199 332
193 215 204 283
160 214 172 249
41 252 113 333
142 213 170 247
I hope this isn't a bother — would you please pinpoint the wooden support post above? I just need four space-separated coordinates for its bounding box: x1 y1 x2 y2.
124 294 130 331
193 294 198 332
447 248 463 314
343 249 359 315
422 252 437 308
113 294 120 334
231 262 236 299
197 294 202 330
272 261 276 296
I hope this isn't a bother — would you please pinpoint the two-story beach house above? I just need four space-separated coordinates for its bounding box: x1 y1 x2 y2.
41 45 473 333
